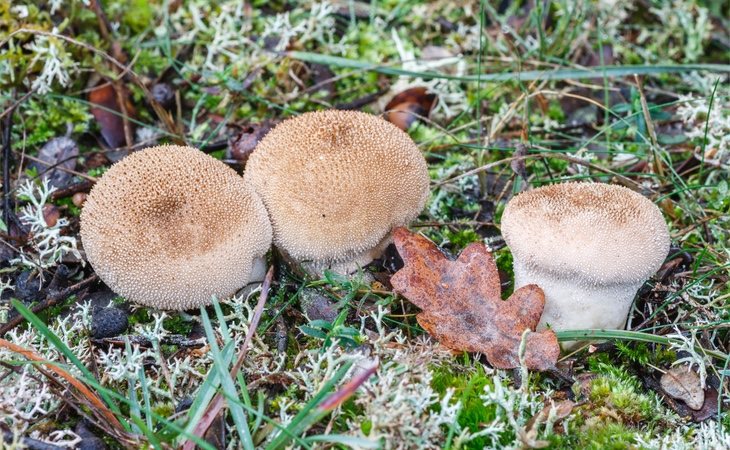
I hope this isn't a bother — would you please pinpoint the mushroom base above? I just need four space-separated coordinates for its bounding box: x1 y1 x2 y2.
514 263 643 334
248 256 268 284
298 233 393 278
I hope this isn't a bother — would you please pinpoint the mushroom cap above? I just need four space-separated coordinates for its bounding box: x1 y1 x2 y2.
80 145 272 310
243 110 430 268
501 182 670 286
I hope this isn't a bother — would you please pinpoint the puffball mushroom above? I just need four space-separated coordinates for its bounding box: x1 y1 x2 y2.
501 182 670 332
80 145 272 310
244 110 430 275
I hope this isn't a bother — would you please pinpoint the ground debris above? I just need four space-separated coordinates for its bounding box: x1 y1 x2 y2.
660 365 705 410
390 228 559 370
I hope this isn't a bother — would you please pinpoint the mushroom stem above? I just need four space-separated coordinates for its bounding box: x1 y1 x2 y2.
248 256 268 284
302 232 394 277
514 262 641 333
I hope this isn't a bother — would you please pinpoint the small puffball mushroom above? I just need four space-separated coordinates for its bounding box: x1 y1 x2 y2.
244 110 430 274
80 145 272 310
501 182 670 332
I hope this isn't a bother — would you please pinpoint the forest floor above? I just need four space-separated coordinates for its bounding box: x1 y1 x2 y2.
1 1 729 449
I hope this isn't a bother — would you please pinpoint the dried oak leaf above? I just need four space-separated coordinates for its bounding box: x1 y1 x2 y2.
390 228 559 371
89 82 136 161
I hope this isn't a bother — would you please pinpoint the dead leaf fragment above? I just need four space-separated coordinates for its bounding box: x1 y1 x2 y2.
660 366 705 410
384 87 436 130
390 228 559 371
523 400 575 448
89 83 136 160
30 137 79 188
42 204 60 228
227 121 275 164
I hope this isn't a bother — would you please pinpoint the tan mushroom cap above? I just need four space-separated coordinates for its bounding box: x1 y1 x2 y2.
501 182 670 286
244 110 430 271
80 145 272 310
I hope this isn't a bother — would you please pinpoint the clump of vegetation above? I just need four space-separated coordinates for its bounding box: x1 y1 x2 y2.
0 0 728 448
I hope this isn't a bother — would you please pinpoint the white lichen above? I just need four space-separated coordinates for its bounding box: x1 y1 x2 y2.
10 179 81 273
676 93 730 166
23 28 79 95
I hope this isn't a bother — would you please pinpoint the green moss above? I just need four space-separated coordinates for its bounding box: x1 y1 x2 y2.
555 358 670 450
431 362 497 449
495 249 515 299
569 421 642 450
15 97 92 147
163 314 194 335
152 402 175 418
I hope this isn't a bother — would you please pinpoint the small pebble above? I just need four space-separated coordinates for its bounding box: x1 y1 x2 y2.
151 82 175 109
176 397 194 414
299 288 338 322
42 204 60 227
75 420 108 450
14 271 43 302
91 307 129 338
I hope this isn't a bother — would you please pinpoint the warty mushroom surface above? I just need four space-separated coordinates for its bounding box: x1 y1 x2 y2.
80 145 273 310
244 110 430 275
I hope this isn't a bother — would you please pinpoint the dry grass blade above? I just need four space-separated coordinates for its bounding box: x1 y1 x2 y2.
0 338 122 430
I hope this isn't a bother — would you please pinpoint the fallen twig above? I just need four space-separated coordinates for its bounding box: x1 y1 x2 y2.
49 180 95 201
2 98 14 232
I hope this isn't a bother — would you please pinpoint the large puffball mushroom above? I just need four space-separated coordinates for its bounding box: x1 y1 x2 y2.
80 145 273 310
244 110 430 275
501 182 670 332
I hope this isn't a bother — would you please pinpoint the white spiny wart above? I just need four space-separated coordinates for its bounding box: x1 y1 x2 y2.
80 145 272 310
244 110 430 275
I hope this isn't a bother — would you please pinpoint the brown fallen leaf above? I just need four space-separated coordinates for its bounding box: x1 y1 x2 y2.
226 121 276 165
660 366 705 410
688 387 718 422
88 82 136 161
384 87 436 130
390 228 559 370
523 400 575 448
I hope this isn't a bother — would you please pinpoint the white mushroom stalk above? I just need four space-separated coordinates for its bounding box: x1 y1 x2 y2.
501 182 670 333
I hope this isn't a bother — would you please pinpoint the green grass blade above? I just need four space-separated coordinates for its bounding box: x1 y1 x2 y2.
555 329 729 361
286 52 730 82
303 434 380 447
177 339 236 444
265 360 354 450
211 300 254 412
10 299 128 429
200 307 254 450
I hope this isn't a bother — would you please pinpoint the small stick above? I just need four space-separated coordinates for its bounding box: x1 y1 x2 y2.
18 153 97 182
2 100 14 230
50 180 95 201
